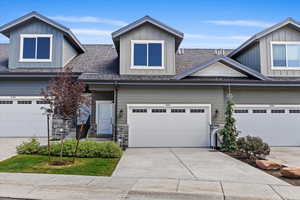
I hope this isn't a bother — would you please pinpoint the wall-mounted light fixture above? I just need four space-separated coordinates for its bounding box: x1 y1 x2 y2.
118 109 124 118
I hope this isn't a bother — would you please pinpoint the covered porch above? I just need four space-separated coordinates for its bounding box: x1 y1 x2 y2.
88 85 117 141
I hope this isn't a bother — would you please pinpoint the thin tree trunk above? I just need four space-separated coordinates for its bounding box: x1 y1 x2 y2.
60 133 64 161
73 124 84 163
47 114 51 162
60 119 66 162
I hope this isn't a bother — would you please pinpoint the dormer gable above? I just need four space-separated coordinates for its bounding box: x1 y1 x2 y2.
112 16 184 76
0 11 84 69
230 17 300 77
112 15 183 53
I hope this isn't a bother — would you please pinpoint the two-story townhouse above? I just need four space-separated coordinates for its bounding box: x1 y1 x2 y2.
1 12 300 147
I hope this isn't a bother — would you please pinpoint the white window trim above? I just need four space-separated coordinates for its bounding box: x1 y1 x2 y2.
19 34 53 62
130 40 164 69
271 41 300 70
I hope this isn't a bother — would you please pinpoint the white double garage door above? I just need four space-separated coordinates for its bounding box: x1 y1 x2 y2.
0 97 48 137
128 104 300 147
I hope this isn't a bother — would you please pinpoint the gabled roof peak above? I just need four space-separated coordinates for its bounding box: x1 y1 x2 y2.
111 15 184 53
0 11 85 53
175 56 268 80
229 17 300 57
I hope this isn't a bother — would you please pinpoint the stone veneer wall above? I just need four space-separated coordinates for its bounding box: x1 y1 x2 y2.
117 124 128 148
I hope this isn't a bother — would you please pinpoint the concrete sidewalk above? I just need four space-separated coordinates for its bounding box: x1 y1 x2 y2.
1 173 300 200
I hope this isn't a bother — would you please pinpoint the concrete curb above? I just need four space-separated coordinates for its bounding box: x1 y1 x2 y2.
127 190 223 200
125 189 286 200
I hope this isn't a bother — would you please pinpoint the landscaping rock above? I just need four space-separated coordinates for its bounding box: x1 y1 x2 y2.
281 167 300 178
256 160 282 170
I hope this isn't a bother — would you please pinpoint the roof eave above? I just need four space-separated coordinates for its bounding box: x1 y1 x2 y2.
229 18 300 58
81 79 300 87
111 16 184 52
174 56 268 81
0 11 85 53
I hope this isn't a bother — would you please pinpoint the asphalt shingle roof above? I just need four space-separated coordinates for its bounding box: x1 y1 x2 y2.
0 43 235 81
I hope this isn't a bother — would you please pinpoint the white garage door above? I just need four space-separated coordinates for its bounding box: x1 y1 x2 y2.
127 104 211 147
0 98 48 137
234 105 300 146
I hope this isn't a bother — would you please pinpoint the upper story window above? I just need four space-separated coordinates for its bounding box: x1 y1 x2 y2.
20 34 52 62
131 40 164 69
272 42 300 69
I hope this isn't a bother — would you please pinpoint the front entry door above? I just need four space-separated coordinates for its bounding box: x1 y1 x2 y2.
96 101 113 135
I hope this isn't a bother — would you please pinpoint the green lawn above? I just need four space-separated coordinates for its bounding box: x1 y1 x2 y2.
0 155 119 176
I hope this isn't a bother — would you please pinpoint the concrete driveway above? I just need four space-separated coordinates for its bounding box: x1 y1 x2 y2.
113 148 287 185
268 147 300 167
0 138 47 161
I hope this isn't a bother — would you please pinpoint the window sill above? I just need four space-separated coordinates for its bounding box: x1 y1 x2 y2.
19 59 52 63
271 67 300 70
130 66 165 70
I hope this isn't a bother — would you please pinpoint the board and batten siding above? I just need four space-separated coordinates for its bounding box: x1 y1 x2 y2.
117 86 225 125
8 19 63 68
119 24 176 75
62 37 77 66
0 80 49 96
260 26 300 76
234 42 261 72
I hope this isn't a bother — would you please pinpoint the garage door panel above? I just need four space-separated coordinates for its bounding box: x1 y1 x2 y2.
234 106 300 146
128 105 210 147
0 99 48 137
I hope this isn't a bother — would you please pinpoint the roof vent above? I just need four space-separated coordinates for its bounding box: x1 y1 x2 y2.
215 49 224 55
177 48 184 55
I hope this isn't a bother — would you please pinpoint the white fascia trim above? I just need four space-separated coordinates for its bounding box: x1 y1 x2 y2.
127 104 211 107
234 104 271 108
270 41 300 70
19 34 53 62
63 54 76 67
273 105 300 107
130 40 164 69
0 96 44 100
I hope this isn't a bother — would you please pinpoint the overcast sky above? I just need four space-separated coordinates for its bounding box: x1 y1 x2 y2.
0 0 298 49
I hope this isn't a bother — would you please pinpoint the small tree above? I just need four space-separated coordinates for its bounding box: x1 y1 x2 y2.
42 68 86 163
220 95 238 152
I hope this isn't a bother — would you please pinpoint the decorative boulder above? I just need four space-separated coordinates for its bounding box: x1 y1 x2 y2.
256 160 282 170
281 167 300 178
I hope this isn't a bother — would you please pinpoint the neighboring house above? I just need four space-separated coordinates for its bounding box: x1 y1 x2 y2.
1 12 300 147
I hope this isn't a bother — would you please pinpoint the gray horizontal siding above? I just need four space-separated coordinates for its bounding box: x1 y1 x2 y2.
9 19 63 69
117 86 225 124
0 80 49 96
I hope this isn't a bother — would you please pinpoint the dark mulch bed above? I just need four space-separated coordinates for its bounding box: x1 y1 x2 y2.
225 152 300 186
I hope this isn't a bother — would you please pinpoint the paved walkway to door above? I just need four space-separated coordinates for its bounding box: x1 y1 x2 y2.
113 148 287 185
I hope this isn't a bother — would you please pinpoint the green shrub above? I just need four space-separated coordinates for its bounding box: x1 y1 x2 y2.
220 97 239 152
237 135 270 159
16 138 41 154
17 139 122 158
